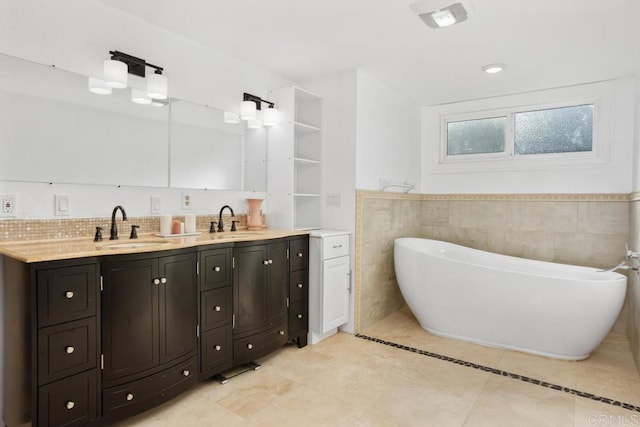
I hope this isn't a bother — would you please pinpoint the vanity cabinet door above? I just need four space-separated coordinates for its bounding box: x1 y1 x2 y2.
233 245 268 336
266 241 288 327
101 258 160 382
158 253 198 365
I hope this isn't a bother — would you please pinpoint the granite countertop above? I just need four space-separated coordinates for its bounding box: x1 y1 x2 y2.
0 229 310 263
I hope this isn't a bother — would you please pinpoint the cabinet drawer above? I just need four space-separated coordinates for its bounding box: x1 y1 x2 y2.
289 270 308 302
38 318 97 385
37 369 98 427
200 287 232 332
103 357 197 423
322 235 349 259
201 248 232 291
289 300 308 336
233 323 288 365
37 263 97 327
200 327 232 377
289 238 309 271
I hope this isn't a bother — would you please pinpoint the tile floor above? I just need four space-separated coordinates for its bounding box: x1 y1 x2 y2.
117 307 640 426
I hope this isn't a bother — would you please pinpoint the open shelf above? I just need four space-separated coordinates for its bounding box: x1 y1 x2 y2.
268 85 323 230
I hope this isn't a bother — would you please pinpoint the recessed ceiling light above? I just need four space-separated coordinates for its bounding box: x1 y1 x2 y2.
482 63 506 74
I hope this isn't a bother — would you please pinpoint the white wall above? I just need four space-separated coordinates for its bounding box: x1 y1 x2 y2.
355 71 422 192
422 79 635 194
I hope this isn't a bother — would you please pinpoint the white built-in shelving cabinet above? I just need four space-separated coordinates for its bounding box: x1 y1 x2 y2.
267 86 322 230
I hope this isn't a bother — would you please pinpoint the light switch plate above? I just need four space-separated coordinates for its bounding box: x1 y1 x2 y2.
54 194 70 216
1 195 16 217
151 196 162 213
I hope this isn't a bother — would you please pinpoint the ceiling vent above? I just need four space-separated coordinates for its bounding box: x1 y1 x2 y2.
410 1 469 28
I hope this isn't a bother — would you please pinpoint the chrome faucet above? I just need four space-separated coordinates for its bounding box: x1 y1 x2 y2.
109 205 128 240
217 205 237 232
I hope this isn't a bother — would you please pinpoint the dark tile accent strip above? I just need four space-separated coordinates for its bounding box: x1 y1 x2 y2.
355 334 640 413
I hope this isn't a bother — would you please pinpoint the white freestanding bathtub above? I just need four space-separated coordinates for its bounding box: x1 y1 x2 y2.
394 238 627 360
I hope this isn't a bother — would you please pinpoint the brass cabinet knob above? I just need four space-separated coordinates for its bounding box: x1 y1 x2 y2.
268 259 273 264
297 314 303 319
297 252 303 258
297 283 303 288
263 260 269 266
182 370 190 377
215 345 221 351
160 277 167 284
126 393 134 401
279 330 285 336
65 346 75 354
247 343 253 350
214 266 221 272
214 306 221 312
66 401 75 410
153 278 160 285
65 291 74 299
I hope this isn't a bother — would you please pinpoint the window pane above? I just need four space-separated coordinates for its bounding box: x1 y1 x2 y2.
514 104 593 155
447 117 506 156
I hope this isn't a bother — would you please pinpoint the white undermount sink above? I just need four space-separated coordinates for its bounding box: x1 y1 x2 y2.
216 232 264 239
98 240 170 250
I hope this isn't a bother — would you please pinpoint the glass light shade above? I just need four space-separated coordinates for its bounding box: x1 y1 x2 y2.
103 59 128 89
147 73 168 100
247 111 264 129
224 111 241 124
131 88 152 105
263 107 279 126
88 77 112 95
240 100 257 120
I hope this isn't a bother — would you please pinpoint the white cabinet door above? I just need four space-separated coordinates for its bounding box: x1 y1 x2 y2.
322 256 350 332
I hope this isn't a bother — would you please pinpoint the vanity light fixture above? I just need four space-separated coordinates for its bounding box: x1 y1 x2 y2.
103 58 128 88
410 1 468 28
90 50 168 104
239 92 279 127
247 111 264 129
131 88 152 105
482 63 506 74
88 77 112 95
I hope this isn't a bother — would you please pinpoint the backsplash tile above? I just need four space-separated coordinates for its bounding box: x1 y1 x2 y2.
0 214 251 242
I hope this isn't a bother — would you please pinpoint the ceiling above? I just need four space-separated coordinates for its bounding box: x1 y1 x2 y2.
98 0 640 106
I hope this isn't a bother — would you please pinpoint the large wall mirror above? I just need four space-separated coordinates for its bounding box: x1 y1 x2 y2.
0 53 267 191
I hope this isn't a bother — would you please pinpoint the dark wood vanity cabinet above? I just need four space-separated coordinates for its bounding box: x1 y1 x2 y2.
198 246 234 378
100 250 198 423
288 236 309 347
30 258 101 427
232 239 289 364
6 235 308 426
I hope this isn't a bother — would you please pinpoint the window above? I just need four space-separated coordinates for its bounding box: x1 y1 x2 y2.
447 117 506 155
443 103 594 161
514 104 593 155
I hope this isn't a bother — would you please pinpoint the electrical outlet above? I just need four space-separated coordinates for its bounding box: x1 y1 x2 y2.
1 195 16 216
181 192 192 210
326 193 341 207
151 196 162 213
54 194 70 216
